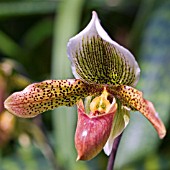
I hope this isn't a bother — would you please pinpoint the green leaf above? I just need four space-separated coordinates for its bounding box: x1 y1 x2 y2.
23 19 53 49
0 1 57 18
0 31 23 58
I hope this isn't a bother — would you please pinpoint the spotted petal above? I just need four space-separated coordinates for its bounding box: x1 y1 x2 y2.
4 79 102 118
67 11 140 86
110 85 166 139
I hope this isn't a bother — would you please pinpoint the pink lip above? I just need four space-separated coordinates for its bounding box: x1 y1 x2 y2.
75 100 117 160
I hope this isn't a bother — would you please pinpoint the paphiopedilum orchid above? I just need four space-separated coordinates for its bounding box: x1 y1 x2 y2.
4 11 166 161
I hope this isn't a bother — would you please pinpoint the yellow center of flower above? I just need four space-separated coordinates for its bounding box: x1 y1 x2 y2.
90 87 111 115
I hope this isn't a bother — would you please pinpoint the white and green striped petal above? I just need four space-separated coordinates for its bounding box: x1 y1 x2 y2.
4 79 102 118
67 11 140 86
103 101 130 155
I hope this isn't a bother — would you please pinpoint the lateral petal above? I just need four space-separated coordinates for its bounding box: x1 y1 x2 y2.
111 85 166 139
4 79 101 118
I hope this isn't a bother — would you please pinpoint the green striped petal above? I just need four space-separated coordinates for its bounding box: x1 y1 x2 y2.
67 11 140 86
4 79 102 118
110 85 166 139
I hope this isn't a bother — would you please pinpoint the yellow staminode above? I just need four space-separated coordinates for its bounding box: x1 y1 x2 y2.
90 87 115 114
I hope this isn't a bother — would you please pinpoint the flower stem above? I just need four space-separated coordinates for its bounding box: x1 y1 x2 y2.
107 133 123 170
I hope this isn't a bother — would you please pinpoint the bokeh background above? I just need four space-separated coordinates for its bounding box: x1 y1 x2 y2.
0 0 170 170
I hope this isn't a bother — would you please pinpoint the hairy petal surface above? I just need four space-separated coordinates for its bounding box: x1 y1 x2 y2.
4 79 102 118
110 85 166 139
103 101 130 155
67 11 140 86
75 99 117 160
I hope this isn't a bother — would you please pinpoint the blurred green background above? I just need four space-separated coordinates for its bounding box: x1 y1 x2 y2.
0 0 170 170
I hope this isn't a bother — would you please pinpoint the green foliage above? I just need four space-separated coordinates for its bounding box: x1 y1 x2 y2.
0 1 57 18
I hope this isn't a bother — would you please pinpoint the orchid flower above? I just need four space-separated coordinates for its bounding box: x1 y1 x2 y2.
4 11 166 161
